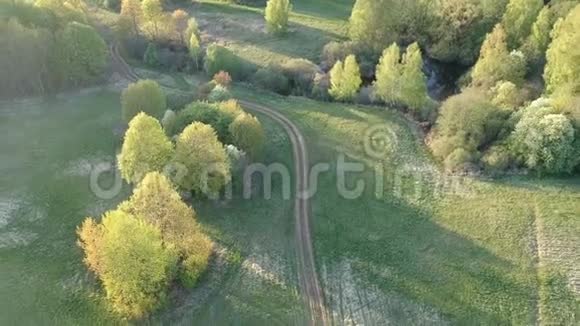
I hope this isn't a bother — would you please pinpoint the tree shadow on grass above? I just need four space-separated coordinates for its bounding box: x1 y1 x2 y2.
313 172 538 324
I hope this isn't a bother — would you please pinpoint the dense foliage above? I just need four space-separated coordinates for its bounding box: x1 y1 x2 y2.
328 55 362 102
118 113 174 184
121 79 167 122
264 0 291 35
172 122 231 195
229 113 266 158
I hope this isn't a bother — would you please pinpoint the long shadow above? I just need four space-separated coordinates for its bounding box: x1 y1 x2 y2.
312 169 538 324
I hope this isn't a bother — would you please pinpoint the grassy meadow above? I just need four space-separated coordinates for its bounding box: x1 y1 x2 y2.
232 86 580 324
0 90 305 324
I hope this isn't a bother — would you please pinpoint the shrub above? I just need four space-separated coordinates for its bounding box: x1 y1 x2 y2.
265 0 291 35
511 104 577 173
213 71 232 87
118 113 174 184
444 147 474 172
482 145 512 173
121 79 166 122
320 41 357 70
118 172 212 287
172 122 231 195
356 86 375 105
252 66 290 95
280 58 321 95
166 90 197 111
430 89 508 166
77 211 177 319
197 81 217 100
204 44 249 80
208 85 232 102
311 72 331 101
143 42 159 67
229 113 265 158
329 55 362 102
173 101 234 143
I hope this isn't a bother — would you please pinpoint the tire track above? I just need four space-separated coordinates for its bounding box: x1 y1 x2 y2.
110 43 328 325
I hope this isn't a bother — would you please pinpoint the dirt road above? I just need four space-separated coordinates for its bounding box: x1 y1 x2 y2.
110 44 328 325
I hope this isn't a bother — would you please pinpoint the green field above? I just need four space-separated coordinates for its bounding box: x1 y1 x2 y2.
191 0 352 67
233 86 580 324
0 90 305 324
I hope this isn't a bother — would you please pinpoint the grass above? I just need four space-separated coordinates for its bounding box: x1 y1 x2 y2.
232 86 580 324
0 90 305 324
190 0 353 67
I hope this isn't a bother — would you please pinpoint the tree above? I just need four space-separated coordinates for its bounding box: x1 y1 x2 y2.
400 42 428 112
188 32 201 70
471 24 525 87
544 4 580 95
120 0 141 35
522 6 553 64
171 9 189 45
204 44 245 79
265 0 291 35
118 172 213 287
141 0 163 40
184 17 199 43
53 22 107 86
118 113 174 184
491 80 524 110
511 103 577 173
430 88 508 170
77 210 177 319
121 79 166 122
229 113 266 158
501 0 543 48
374 43 402 104
328 55 362 102
143 42 159 67
172 122 231 195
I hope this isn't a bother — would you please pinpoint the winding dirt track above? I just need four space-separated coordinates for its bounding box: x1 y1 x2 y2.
110 44 328 325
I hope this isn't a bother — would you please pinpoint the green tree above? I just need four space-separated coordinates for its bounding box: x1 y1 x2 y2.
471 24 526 87
118 113 174 184
265 0 291 35
511 104 577 173
400 42 428 112
77 210 177 319
120 0 141 35
491 80 524 110
143 42 159 67
544 4 580 95
501 0 543 48
229 113 265 158
374 43 402 104
53 22 107 86
141 0 163 40
188 32 201 70
522 6 553 64
329 55 362 102
172 122 231 195
184 17 199 43
204 44 246 80
121 79 166 122
118 172 213 287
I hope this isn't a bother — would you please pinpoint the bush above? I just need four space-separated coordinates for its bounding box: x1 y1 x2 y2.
166 90 197 111
208 85 232 102
172 122 231 195
173 101 235 143
252 66 290 95
444 147 474 172
356 86 375 105
213 71 232 87
280 58 321 95
229 113 265 158
121 79 166 122
197 81 217 100
482 145 512 173
161 110 177 134
143 42 159 67
204 44 249 80
510 104 577 173
430 89 508 168
118 172 212 287
118 113 174 184
311 72 331 101
77 211 177 319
